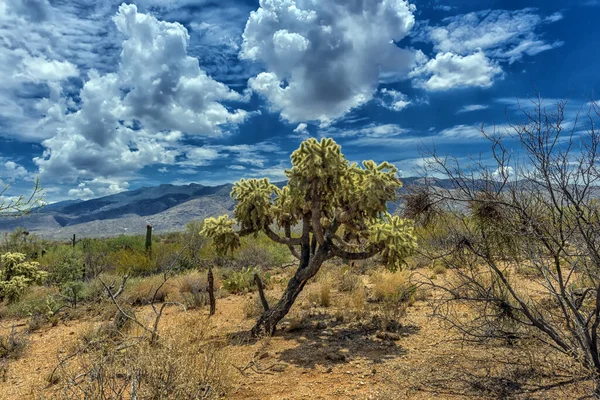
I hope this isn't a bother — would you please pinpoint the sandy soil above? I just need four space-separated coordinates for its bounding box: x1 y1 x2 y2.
0 271 592 400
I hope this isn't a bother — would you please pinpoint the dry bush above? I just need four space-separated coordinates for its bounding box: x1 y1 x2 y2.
370 269 417 332
338 270 362 293
53 314 232 400
243 293 278 318
371 270 415 304
171 270 210 309
121 275 175 305
431 262 447 276
307 280 331 307
340 286 367 321
0 326 28 360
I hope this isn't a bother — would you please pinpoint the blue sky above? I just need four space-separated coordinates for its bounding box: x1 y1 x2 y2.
0 0 599 203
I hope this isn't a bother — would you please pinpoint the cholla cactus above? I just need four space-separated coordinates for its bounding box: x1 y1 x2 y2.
0 252 47 302
202 137 417 335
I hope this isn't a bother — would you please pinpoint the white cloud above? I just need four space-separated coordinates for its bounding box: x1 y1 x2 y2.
545 12 564 23
0 160 30 183
492 165 514 180
322 123 408 139
378 89 411 111
439 124 484 139
35 5 247 192
293 123 308 134
417 8 564 64
457 104 490 113
180 147 221 167
113 4 248 135
241 0 419 124
66 178 130 200
17 57 79 82
411 51 502 91
33 4 252 197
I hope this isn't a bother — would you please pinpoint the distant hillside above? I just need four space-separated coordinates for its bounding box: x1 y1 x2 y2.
0 177 454 239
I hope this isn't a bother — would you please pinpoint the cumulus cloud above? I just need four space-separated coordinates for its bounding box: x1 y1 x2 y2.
241 0 419 124
67 178 131 200
17 57 79 82
0 160 30 182
34 4 251 195
411 52 502 91
410 8 563 90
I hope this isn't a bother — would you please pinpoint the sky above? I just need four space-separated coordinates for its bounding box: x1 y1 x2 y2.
0 0 599 203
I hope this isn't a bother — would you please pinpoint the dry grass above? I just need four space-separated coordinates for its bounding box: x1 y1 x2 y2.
307 281 332 307
370 269 415 303
54 313 233 399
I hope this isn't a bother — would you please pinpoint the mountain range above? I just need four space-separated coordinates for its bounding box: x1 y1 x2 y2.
0 177 450 239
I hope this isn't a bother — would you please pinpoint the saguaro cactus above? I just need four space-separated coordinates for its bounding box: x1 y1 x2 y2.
202 138 417 336
145 224 152 252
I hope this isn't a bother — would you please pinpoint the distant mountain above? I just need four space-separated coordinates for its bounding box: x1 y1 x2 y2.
0 183 236 239
0 178 455 239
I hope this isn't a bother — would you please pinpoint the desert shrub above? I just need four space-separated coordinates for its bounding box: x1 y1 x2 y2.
56 315 232 399
338 268 362 293
172 270 209 309
80 238 111 278
178 220 208 269
341 286 367 320
243 293 278 318
122 275 174 305
153 241 185 272
108 248 155 276
0 285 58 319
431 262 447 275
307 281 331 307
0 252 48 303
0 327 28 360
41 246 84 285
221 267 270 294
78 275 114 303
371 269 416 304
104 235 146 252
0 228 47 259
234 234 291 269
370 270 416 331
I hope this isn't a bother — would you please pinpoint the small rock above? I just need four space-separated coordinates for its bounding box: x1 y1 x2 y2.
259 352 270 360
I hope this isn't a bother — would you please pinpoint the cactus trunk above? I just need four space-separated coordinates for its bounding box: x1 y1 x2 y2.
145 224 152 252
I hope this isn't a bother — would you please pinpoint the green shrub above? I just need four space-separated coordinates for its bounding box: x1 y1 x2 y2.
0 286 58 319
222 267 264 294
41 246 84 285
108 248 154 276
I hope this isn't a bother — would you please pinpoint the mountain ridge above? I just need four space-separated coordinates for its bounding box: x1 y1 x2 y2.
0 177 450 239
